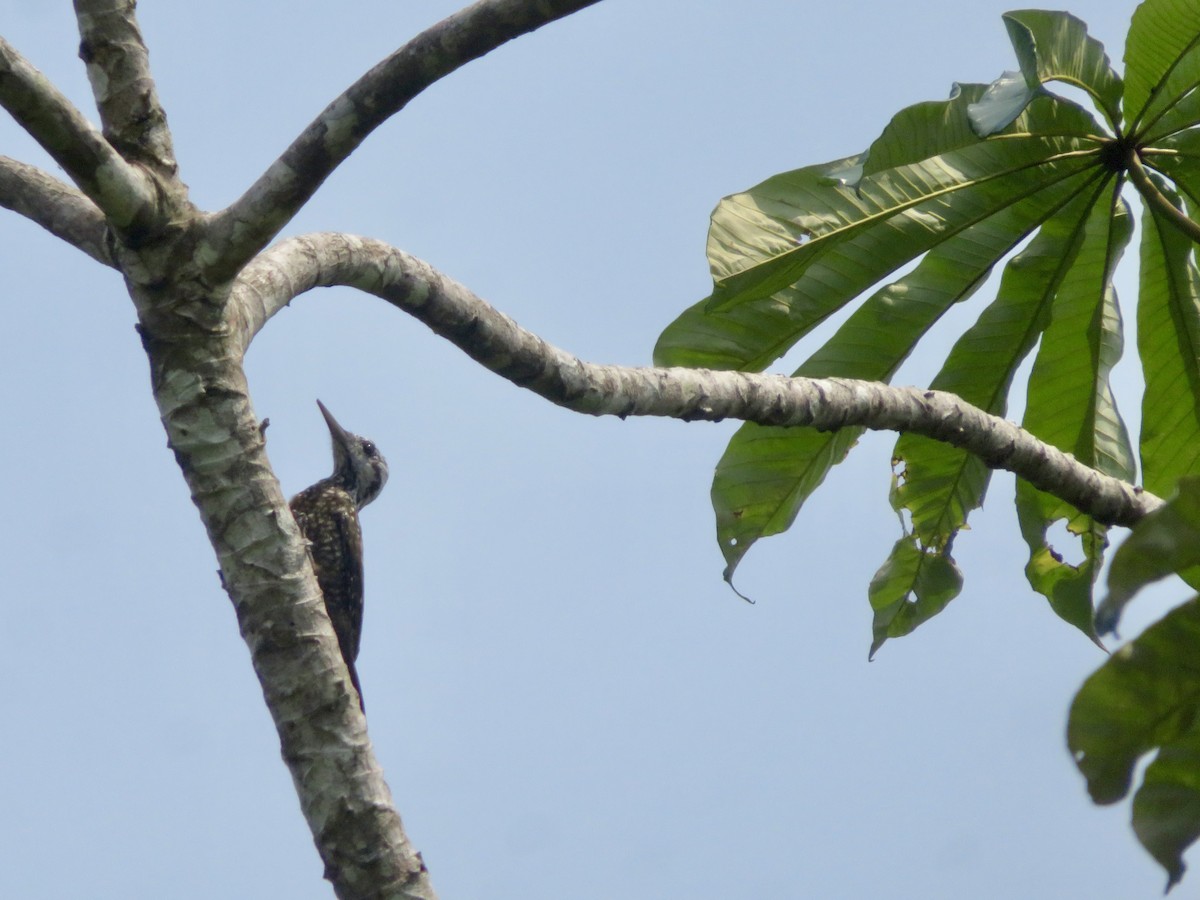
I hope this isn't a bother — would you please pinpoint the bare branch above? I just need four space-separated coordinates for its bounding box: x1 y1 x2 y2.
204 0 603 282
0 36 157 228
233 233 1162 529
73 0 178 174
0 156 114 265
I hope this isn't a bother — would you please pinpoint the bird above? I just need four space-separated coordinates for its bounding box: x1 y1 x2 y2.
289 400 389 710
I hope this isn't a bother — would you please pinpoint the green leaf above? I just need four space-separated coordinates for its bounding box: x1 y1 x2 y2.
1068 597 1200 891
870 178 1111 649
656 149 1102 371
707 135 1097 310
1135 175 1200 497
1003 9 1123 131
711 167 1104 580
1125 0 1200 138
1015 186 1134 638
1095 476 1200 635
891 176 1111 559
1133 727 1200 893
1139 88 1200 146
1145 140 1200 243
861 83 990 178
867 537 962 658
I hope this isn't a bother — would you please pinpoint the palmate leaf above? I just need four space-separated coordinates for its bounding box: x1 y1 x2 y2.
1082 481 1200 889
874 177 1114 651
967 7 1123 138
1002 9 1123 130
682 89 1110 587
712 165 1104 583
1069 595 1200 892
891 185 1105 547
1016 187 1134 639
1124 0 1200 139
1094 476 1200 636
1151 131 1200 207
705 134 1097 312
654 92 1101 373
1133 173 1200 497
659 2 1200 655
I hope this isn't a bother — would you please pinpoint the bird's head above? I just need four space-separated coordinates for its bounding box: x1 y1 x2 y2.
317 399 389 509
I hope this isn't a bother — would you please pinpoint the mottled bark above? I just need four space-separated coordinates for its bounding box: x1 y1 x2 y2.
0 156 113 265
74 0 177 174
234 233 1163 529
0 35 156 227
0 0 1166 898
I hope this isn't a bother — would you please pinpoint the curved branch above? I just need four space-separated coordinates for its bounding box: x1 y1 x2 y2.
232 233 1163 529
0 36 157 228
203 0 603 282
73 0 178 174
0 156 115 265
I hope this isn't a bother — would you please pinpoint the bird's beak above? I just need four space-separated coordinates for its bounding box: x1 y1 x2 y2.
316 399 353 449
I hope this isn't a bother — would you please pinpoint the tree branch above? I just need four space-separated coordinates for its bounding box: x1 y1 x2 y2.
140 328 435 900
232 233 1163 529
203 0 604 282
73 0 178 174
0 36 157 228
0 156 114 265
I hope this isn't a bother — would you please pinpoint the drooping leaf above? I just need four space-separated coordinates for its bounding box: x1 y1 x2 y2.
1134 174 1200 497
873 178 1113 647
893 178 1110 550
655 95 1102 373
1069 597 1200 891
1015 186 1134 638
1003 9 1123 130
1095 476 1200 636
1132 727 1200 893
867 536 962 658
1124 0 1200 138
712 166 1103 581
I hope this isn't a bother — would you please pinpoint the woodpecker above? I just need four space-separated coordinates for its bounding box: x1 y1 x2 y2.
289 400 389 710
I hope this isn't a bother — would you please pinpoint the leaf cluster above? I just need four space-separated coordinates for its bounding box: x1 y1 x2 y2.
655 0 1200 886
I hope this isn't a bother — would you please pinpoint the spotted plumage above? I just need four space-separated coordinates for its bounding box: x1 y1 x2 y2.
289 400 388 710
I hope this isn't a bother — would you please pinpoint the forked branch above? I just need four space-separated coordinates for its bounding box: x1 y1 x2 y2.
0 156 114 265
0 36 157 227
73 0 177 173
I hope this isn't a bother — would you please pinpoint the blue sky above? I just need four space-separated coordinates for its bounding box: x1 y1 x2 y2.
0 1 1184 897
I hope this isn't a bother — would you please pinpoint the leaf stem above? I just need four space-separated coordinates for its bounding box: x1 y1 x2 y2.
1127 149 1200 244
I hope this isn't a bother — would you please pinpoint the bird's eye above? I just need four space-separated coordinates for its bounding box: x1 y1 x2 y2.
362 441 377 457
